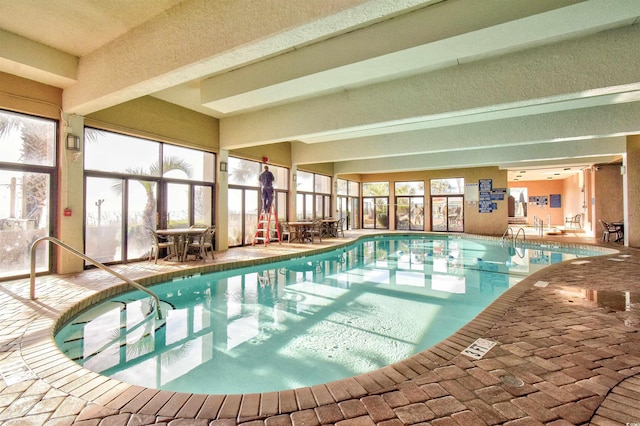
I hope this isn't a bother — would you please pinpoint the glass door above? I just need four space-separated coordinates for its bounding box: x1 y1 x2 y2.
244 189 259 245
227 187 259 247
395 196 424 230
431 196 464 232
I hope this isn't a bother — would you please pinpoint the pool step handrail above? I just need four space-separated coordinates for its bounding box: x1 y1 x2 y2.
501 227 514 243
515 227 526 242
30 236 163 319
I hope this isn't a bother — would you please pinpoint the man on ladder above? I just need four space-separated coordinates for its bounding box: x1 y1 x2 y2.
253 165 281 245
259 165 275 213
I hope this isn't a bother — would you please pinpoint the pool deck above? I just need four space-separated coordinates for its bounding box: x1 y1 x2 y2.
1 230 639 425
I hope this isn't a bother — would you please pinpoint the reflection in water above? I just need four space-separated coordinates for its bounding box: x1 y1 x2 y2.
55 236 598 394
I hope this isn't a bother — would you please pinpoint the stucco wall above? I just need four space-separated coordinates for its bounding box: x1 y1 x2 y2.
594 164 624 227
627 135 640 247
86 96 219 152
359 166 508 236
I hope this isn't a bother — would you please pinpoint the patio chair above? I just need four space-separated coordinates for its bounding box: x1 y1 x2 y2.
565 213 582 229
336 218 345 237
147 227 172 264
307 219 323 243
281 222 294 243
184 226 215 260
598 220 622 242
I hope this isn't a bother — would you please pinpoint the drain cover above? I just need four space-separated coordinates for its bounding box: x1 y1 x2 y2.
501 375 524 387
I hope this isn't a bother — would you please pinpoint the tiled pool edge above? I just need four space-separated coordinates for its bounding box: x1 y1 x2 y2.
21 232 624 423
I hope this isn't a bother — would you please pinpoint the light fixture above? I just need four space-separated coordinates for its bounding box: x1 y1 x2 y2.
219 161 227 172
66 134 80 151
292 173 297 182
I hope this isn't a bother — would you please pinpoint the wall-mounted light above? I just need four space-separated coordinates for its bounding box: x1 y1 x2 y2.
66 134 80 151
220 161 227 172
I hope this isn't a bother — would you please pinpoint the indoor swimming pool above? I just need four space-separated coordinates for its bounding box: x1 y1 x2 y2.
55 235 604 395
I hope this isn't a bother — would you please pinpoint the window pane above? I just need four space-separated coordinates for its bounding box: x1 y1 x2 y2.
166 182 190 228
269 164 288 190
85 128 160 175
314 174 331 194
296 193 304 220
86 177 123 263
127 179 156 260
430 178 464 195
0 110 56 166
395 181 424 195
362 182 389 196
194 185 213 226
305 194 313 219
228 188 243 247
296 171 313 192
315 195 323 219
337 179 348 195
163 144 215 182
348 181 359 196
0 170 50 278
228 157 260 186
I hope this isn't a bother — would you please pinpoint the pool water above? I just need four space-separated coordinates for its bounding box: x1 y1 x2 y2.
55 235 602 394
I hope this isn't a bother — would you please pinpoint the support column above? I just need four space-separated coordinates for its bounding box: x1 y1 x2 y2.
626 136 640 248
290 164 298 220
57 114 85 273
217 149 229 251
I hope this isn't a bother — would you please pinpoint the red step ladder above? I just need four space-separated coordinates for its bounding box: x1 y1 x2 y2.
252 204 281 246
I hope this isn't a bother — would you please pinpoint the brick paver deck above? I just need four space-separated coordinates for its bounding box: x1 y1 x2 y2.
0 231 638 425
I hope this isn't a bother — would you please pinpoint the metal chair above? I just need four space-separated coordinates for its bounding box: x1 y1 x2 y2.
184 226 215 260
565 213 582 229
336 218 345 237
598 220 622 242
147 227 172 264
307 219 323 243
281 222 294 243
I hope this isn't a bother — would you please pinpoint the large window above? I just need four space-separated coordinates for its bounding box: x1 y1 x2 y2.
395 181 424 231
336 178 360 230
228 158 288 247
84 128 215 264
296 171 331 220
430 178 464 232
362 182 389 229
0 110 56 279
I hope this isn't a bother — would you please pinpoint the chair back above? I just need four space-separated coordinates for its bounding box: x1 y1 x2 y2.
204 227 215 244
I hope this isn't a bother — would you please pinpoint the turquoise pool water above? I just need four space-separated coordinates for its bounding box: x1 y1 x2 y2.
55 235 603 394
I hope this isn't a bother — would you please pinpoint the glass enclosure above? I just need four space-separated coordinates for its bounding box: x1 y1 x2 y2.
84 128 216 264
0 110 56 279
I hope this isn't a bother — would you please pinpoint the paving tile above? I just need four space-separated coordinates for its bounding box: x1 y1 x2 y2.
424 396 466 417
550 401 593 424
314 403 344 424
463 398 508 425
290 408 319 426
334 415 375 426
360 395 395 422
337 399 367 419
393 402 435 424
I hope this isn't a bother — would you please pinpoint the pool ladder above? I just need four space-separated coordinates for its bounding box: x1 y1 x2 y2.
30 236 163 319
502 227 526 244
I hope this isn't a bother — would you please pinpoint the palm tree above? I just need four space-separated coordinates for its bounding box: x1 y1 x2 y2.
0 111 51 228
113 156 193 231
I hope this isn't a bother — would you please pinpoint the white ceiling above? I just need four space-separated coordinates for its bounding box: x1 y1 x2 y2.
0 0 637 180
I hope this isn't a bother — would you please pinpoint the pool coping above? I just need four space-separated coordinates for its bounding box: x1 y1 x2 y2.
21 232 621 423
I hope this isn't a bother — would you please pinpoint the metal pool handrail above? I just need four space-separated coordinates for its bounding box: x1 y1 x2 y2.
30 236 162 319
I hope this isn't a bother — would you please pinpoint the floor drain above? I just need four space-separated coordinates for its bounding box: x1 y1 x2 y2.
501 375 524 387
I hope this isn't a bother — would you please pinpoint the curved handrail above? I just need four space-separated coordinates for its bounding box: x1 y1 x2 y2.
30 236 162 319
515 227 526 242
501 227 514 242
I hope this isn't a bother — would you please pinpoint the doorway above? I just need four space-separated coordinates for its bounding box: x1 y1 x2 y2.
431 196 464 232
